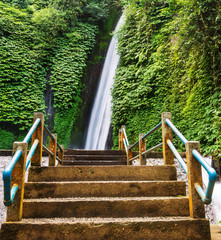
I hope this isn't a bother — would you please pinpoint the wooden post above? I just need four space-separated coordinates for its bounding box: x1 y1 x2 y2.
127 145 133 165
162 112 174 165
58 145 64 165
7 142 28 221
31 112 44 166
49 134 57 166
186 141 205 218
139 134 146 165
119 128 122 150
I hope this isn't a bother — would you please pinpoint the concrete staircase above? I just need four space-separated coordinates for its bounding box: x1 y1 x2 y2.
0 150 211 240
62 149 127 165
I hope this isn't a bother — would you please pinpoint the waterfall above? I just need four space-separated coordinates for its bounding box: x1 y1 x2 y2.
85 15 124 150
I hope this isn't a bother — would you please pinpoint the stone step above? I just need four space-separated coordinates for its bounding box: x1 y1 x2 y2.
0 217 210 240
64 149 126 155
24 180 186 199
63 155 127 160
62 160 127 165
28 165 177 182
22 197 189 218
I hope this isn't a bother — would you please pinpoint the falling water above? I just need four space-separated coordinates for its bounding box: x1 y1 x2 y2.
202 157 221 223
85 15 124 150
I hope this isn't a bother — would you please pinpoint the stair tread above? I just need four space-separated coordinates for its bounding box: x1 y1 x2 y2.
8 216 197 224
24 196 188 202
64 154 127 158
26 180 184 183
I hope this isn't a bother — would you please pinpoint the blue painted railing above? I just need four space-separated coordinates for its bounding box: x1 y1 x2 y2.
165 118 217 204
120 122 162 163
3 150 23 206
3 114 64 208
3 118 40 206
119 114 218 205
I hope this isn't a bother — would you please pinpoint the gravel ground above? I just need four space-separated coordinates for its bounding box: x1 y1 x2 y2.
0 155 217 228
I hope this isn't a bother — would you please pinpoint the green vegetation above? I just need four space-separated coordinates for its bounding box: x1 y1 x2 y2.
112 0 221 156
0 0 119 148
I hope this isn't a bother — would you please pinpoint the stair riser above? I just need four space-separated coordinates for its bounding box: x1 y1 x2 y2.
28 166 177 182
64 155 127 160
24 181 186 199
62 161 127 166
23 198 189 218
64 150 126 155
0 219 210 240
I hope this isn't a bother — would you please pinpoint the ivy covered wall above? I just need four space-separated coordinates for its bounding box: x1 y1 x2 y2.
0 0 120 149
112 0 221 157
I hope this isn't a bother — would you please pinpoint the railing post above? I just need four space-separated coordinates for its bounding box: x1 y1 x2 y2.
127 145 132 165
7 142 28 221
31 112 44 166
162 112 174 165
186 141 205 218
119 128 122 150
139 134 146 165
58 145 64 165
49 134 57 166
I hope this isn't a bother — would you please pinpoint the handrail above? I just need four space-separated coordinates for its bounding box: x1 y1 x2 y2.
129 154 139 162
43 144 54 157
123 138 128 153
165 117 217 205
120 123 162 165
141 122 162 141
3 112 64 213
165 119 188 145
25 139 39 171
44 125 55 141
23 118 41 143
119 112 218 210
142 143 163 157
167 140 187 174
129 122 162 151
129 140 139 150
3 150 22 206
122 128 129 146
192 150 217 204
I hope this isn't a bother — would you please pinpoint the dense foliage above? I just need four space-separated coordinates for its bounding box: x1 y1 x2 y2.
0 0 119 148
112 0 221 156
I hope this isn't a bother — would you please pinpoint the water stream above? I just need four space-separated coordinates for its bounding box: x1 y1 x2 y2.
85 15 124 150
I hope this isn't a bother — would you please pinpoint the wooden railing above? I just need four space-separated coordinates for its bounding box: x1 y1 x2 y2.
119 112 217 219
3 112 64 221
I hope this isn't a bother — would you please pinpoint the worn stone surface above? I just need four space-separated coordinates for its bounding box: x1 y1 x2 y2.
28 165 177 182
24 180 186 199
0 217 211 240
22 197 189 218
0 153 216 240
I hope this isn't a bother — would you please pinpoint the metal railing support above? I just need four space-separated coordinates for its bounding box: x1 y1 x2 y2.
186 141 205 218
31 112 44 166
127 145 132 165
139 133 146 165
49 134 57 166
58 144 64 165
7 142 27 221
162 112 174 165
